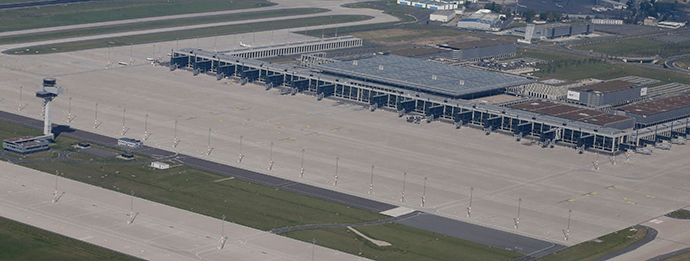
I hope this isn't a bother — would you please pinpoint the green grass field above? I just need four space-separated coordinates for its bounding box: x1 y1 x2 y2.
0 0 274 32
5 15 372 54
536 226 647 261
284 223 523 261
0 8 327 45
19 160 387 231
666 209 690 219
521 48 690 85
573 38 690 58
0 216 139 260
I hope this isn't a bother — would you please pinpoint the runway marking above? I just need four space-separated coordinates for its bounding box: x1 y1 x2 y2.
646 194 656 198
213 177 234 183
627 201 636 205
649 219 664 224
606 185 616 189
583 192 597 196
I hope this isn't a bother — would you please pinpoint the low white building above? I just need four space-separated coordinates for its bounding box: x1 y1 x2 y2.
398 0 459 10
457 9 500 31
117 137 143 149
151 162 170 170
430 10 456 22
591 19 623 25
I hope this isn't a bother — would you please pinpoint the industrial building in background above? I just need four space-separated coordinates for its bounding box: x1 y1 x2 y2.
457 9 501 31
429 10 457 22
512 23 593 40
397 0 460 10
567 80 647 107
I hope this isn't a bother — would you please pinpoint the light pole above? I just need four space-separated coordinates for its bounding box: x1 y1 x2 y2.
207 128 212 155
121 109 126 136
300 149 305 177
333 157 339 186
143 114 149 140
268 142 274 170
368 165 374 194
467 187 474 218
127 190 135 224
67 97 72 122
218 214 227 249
515 198 522 229
401 172 407 202
311 238 316 260
565 209 572 241
18 86 22 111
173 120 178 147
52 170 59 203
421 177 427 207
238 136 243 163
94 103 98 129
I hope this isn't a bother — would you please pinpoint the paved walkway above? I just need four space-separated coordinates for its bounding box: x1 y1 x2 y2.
0 161 369 261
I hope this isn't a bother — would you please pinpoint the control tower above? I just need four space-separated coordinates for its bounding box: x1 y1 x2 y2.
35 78 63 139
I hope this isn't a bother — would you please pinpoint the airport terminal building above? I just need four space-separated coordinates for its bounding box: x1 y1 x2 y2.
169 40 690 153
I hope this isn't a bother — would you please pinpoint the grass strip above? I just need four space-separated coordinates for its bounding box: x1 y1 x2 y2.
283 223 523 261
0 216 140 260
0 0 273 32
0 8 327 45
5 15 372 54
536 226 647 261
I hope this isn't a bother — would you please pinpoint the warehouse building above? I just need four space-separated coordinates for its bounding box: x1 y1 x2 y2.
438 40 515 61
3 136 51 154
618 94 690 128
430 10 457 22
457 10 501 31
567 80 647 107
514 23 594 39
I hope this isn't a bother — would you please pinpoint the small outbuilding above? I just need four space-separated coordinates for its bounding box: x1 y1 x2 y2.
151 161 170 170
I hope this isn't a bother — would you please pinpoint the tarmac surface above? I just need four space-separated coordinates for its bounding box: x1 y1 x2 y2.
2 0 690 258
3 31 690 249
0 161 369 261
608 211 690 261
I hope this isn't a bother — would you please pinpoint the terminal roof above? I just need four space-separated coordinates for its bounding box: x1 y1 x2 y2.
314 55 532 98
618 94 690 116
570 80 636 94
510 101 632 125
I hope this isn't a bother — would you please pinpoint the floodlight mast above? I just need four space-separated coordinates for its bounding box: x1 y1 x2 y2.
35 78 63 139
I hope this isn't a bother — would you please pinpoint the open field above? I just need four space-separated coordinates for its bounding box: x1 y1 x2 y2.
0 8 327 45
521 48 690 85
0 0 273 32
5 15 372 54
537 226 647 261
573 38 690 58
19 160 387 231
284 223 523 261
0 216 138 260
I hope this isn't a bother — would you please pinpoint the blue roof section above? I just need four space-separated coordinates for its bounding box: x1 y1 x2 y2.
314 55 533 97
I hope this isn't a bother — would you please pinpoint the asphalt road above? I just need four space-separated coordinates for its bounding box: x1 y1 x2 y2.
0 109 564 259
